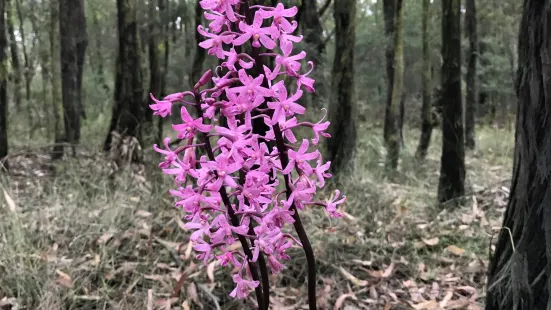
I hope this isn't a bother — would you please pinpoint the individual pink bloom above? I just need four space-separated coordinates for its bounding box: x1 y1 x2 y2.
149 94 172 117
211 214 249 245
162 158 194 183
257 3 298 33
229 274 259 299
163 91 195 103
197 25 235 59
282 139 320 175
204 11 229 33
153 137 177 168
268 81 305 125
279 32 303 51
264 206 295 228
265 117 298 143
267 255 285 274
324 190 346 218
172 106 212 139
233 12 277 49
200 0 239 22
243 137 270 170
217 251 241 268
203 154 242 191
312 159 332 187
283 179 316 209
297 61 316 92
185 218 212 241
229 69 272 106
308 108 331 145
222 48 255 71
275 43 306 77
193 240 213 264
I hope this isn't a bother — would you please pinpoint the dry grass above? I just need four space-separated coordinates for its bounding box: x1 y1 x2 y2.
0 124 514 310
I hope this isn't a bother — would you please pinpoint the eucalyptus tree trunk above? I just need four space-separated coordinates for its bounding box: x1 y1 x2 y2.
50 0 64 159
15 0 31 103
104 0 144 154
415 0 432 160
189 0 206 87
486 2 551 309
59 0 81 149
6 0 21 111
75 0 88 120
147 0 162 124
437 0 465 204
0 0 8 172
464 0 478 149
299 0 325 107
383 0 405 171
327 0 357 174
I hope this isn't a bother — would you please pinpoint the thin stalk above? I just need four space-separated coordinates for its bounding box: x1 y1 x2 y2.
193 93 265 309
272 125 317 310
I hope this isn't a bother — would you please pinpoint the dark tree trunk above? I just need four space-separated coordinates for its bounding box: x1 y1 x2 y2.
383 0 405 171
0 0 8 172
50 0 63 160
486 1 551 309
59 0 82 149
437 0 465 204
189 0 206 87
299 0 325 106
104 0 144 154
75 0 88 120
147 0 162 124
415 0 433 160
158 0 170 144
15 0 31 103
91 12 109 93
327 0 357 174
464 0 477 150
6 0 21 111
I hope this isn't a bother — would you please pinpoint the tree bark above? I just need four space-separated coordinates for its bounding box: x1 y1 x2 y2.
50 0 63 159
147 0 162 124
104 0 144 154
437 0 465 204
383 0 405 171
486 1 551 309
15 0 31 103
91 11 109 93
299 0 325 106
464 0 477 149
327 0 357 174
6 0 21 111
189 0 206 87
0 0 8 172
59 0 82 149
415 0 432 160
75 0 88 120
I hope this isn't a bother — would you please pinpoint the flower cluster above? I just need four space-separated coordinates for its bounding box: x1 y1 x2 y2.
150 0 345 302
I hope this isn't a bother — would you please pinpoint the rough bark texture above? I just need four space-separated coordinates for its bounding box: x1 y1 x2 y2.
299 0 325 106
6 0 21 111
147 0 162 124
327 0 357 174
15 0 31 103
383 0 405 170
189 0 206 87
415 0 432 160
75 0 88 120
486 1 551 309
437 0 465 204
464 0 477 149
0 0 8 171
50 0 63 159
59 0 81 147
104 0 144 152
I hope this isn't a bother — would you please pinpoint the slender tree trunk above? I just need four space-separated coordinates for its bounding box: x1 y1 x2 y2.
437 0 465 204
486 2 551 309
91 12 109 93
327 0 357 174
59 0 81 151
75 0 88 120
383 0 405 171
6 0 21 111
104 0 144 155
415 0 433 160
464 0 477 149
189 0 206 87
50 0 63 159
15 0 31 103
147 0 161 124
0 0 8 172
299 0 325 107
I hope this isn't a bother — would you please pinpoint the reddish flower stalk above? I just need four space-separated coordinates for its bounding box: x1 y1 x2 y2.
149 0 346 309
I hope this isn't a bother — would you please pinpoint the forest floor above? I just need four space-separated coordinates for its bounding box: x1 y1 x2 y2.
0 124 514 310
